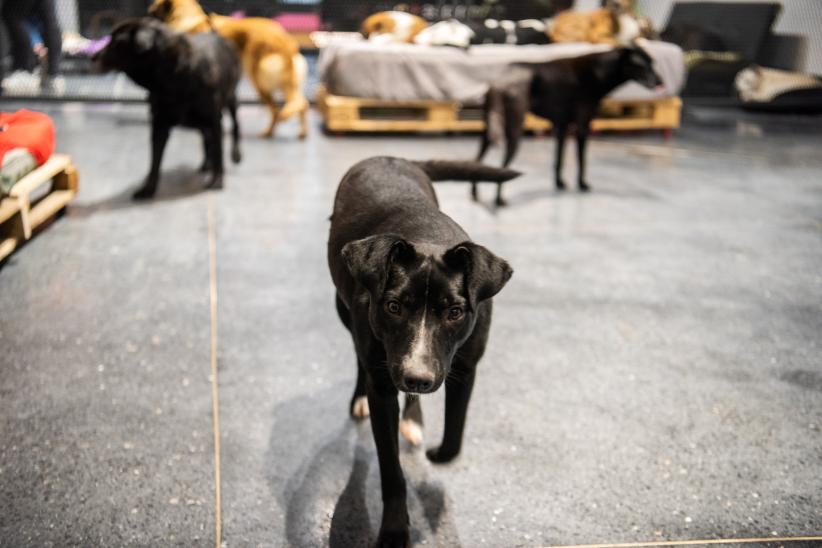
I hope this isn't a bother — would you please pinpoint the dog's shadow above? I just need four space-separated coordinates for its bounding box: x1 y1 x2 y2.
68 166 215 218
270 386 461 548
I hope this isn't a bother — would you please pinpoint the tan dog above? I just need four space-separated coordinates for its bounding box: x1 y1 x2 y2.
361 11 428 44
149 0 308 139
550 1 656 46
550 9 617 45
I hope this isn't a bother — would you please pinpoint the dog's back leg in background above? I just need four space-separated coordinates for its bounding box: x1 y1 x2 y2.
554 122 569 191
252 72 280 138
203 115 224 189
228 92 242 164
496 90 527 206
473 87 503 201
574 108 596 192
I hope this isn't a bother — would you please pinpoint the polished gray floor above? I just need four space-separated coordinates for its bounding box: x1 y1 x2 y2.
1 103 821 547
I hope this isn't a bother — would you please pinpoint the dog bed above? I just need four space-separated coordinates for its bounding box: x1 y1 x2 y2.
1 110 55 197
318 40 685 106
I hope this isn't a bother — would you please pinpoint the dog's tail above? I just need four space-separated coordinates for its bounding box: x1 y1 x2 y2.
413 160 521 183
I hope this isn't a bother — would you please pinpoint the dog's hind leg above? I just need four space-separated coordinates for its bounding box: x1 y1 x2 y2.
254 84 280 138
350 363 369 419
289 53 309 140
472 87 502 202
204 118 224 190
279 87 309 139
576 121 591 192
337 294 370 419
198 131 213 173
400 394 423 446
496 90 527 206
228 95 242 164
554 123 568 191
297 102 309 141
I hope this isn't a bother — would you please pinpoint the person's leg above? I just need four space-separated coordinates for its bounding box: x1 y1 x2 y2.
2 0 38 72
32 0 61 76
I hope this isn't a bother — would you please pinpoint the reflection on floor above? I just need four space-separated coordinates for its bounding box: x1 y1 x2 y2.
1 103 821 547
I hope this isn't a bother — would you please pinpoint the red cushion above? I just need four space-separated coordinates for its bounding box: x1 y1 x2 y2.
0 110 55 166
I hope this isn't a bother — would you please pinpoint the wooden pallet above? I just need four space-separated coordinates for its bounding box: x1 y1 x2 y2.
316 85 681 134
0 154 78 262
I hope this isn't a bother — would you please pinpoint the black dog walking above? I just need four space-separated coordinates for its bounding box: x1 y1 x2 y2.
328 157 517 546
94 18 241 199
475 45 663 204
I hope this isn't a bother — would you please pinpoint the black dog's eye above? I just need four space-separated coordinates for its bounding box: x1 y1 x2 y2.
385 300 402 316
447 306 464 321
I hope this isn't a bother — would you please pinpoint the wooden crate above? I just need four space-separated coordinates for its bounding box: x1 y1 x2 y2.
0 154 78 262
316 85 681 134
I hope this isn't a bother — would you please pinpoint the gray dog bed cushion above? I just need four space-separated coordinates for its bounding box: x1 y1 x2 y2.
318 41 686 106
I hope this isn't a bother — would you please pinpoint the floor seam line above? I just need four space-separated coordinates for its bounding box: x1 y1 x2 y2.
545 535 822 548
207 196 222 548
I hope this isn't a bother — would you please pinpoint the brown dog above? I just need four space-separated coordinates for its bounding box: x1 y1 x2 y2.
550 2 656 46
361 10 428 44
149 0 308 139
549 9 617 45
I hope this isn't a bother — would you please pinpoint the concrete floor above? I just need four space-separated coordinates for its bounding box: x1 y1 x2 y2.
1 103 821 548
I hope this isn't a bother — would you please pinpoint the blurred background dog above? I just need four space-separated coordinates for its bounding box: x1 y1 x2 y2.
149 0 309 139
361 10 428 44
476 44 663 202
93 18 241 198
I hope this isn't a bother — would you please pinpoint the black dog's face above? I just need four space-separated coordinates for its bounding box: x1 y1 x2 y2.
343 236 512 394
622 47 664 90
92 19 166 73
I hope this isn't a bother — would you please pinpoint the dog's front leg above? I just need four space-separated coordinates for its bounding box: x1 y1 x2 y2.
134 121 170 200
427 365 476 463
367 374 409 547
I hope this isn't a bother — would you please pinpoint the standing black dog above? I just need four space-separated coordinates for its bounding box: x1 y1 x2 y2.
474 45 663 204
328 157 517 546
94 18 241 199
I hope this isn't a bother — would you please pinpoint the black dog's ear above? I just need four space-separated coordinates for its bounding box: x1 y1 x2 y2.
443 242 512 306
341 234 415 294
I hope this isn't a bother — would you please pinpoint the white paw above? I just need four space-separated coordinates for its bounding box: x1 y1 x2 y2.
351 396 370 419
399 419 424 446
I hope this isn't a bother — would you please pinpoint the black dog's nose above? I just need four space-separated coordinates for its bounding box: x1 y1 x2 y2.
403 372 435 393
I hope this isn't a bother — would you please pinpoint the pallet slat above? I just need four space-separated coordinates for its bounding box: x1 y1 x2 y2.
317 86 681 134
0 238 17 262
0 154 78 263
28 190 74 228
0 198 20 225
10 154 71 197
